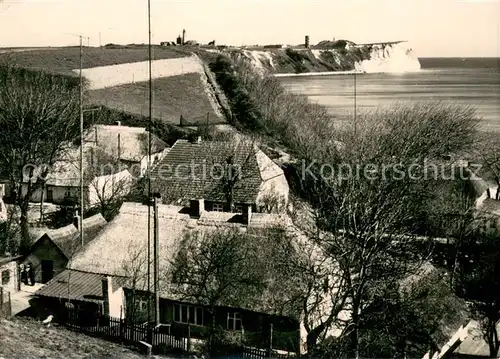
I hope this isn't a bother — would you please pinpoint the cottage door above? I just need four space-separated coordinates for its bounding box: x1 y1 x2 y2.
41 260 54 283
46 189 53 202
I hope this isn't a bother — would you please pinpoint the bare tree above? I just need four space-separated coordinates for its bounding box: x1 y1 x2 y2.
85 147 133 221
170 229 266 351
454 231 500 358
0 65 82 253
474 132 500 200
206 137 256 213
120 242 149 323
289 102 478 358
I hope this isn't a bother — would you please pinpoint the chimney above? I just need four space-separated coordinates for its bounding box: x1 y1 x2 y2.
182 29 186 45
90 147 94 167
189 135 202 144
190 198 205 218
242 204 252 225
101 276 111 316
73 211 81 229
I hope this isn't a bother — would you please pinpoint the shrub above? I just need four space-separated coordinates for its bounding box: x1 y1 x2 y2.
209 55 264 131
284 48 307 73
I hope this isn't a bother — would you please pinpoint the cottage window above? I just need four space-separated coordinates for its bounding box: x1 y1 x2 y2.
227 312 242 331
173 304 203 326
1 270 10 285
138 298 148 312
212 203 224 212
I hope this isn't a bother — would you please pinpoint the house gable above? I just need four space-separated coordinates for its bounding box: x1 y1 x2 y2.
25 235 69 283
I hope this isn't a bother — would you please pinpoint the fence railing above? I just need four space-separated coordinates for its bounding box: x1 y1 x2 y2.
212 340 297 359
0 287 12 318
60 307 297 358
62 308 188 354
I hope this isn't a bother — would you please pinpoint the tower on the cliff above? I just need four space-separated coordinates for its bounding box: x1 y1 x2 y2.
305 35 309 48
182 29 186 45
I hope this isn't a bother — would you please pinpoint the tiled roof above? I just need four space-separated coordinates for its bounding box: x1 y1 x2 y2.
149 139 263 204
34 213 108 258
88 125 167 163
454 319 500 357
35 269 126 303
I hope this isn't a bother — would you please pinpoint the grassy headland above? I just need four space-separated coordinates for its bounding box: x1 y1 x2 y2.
0 45 190 76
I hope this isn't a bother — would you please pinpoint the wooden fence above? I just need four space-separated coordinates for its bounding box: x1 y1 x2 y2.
60 308 297 358
213 341 296 359
62 308 188 354
0 287 11 318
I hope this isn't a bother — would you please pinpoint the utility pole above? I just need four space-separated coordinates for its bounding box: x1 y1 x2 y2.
147 0 153 325
79 35 84 247
153 194 160 326
354 71 357 137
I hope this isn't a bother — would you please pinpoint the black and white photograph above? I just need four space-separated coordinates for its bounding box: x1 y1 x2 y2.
0 0 499 358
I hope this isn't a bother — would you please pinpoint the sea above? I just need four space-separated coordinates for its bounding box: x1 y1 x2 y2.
279 58 500 132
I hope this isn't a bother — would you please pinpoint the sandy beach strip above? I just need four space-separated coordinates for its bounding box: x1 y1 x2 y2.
273 70 363 77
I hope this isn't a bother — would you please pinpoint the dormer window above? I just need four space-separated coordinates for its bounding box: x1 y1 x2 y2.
212 203 224 212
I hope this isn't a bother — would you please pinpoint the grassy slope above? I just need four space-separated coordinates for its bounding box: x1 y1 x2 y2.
0 46 225 125
0 318 164 359
0 46 190 76
88 73 223 126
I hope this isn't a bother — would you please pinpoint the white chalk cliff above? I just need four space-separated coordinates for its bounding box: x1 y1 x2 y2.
354 42 421 73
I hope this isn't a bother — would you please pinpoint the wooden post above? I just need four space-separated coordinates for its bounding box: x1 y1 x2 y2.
7 291 11 317
268 323 273 358
180 115 184 127
187 323 191 352
0 287 3 317
139 341 152 358
153 196 159 327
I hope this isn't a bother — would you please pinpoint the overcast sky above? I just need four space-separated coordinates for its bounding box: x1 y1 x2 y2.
1 0 499 57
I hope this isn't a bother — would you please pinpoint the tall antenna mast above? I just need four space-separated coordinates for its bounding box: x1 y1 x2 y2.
79 35 84 247
354 70 357 136
147 0 153 325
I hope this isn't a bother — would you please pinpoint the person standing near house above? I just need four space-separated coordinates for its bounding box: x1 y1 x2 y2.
19 263 27 286
28 263 35 286
25 263 34 286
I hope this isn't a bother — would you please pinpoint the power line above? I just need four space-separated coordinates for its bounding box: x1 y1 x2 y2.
147 0 153 326
79 36 84 247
